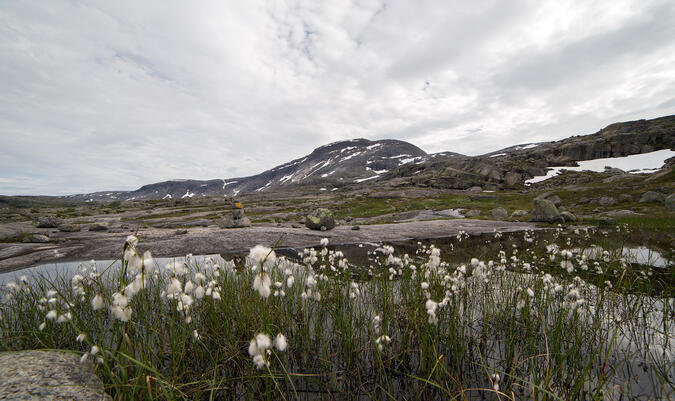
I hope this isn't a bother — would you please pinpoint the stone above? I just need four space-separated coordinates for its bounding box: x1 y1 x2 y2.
605 209 642 217
489 207 508 219
36 216 62 228
578 196 591 204
464 209 481 217
351 225 360 230
57 224 81 232
88 223 108 231
503 171 522 186
175 229 188 235
598 217 616 227
511 210 528 218
0 350 111 400
22 234 50 243
291 224 301 228
219 200 252 228
546 195 562 207
639 191 665 203
666 193 675 211
305 208 336 231
598 196 617 207
618 194 633 203
467 186 483 193
531 199 563 224
299 216 306 224
560 211 577 223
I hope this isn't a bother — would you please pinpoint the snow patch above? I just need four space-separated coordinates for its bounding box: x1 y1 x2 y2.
320 188 327 191
398 156 423 165
222 180 238 189
515 144 538 150
366 143 382 150
525 149 675 184
162 194 172 200
490 153 507 158
355 175 379 183
181 190 195 199
279 174 294 184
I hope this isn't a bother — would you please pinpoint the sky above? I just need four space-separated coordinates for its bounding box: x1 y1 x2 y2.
1 0 674 196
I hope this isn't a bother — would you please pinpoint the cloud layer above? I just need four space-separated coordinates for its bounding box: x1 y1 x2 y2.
1 0 674 195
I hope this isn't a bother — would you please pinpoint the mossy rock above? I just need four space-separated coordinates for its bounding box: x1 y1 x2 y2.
531 199 563 224
88 223 109 232
305 208 336 231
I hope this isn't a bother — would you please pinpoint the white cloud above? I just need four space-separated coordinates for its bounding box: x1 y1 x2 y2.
0 0 673 195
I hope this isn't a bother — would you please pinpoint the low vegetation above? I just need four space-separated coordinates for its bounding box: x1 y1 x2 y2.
1 226 673 400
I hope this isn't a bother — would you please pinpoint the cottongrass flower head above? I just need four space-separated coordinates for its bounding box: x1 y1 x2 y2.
249 333 272 369
91 294 104 311
274 333 288 352
248 245 276 269
253 273 271 298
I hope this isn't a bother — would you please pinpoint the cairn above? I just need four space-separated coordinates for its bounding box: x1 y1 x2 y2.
219 200 251 228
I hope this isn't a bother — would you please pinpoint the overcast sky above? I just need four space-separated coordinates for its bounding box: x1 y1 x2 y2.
1 0 674 195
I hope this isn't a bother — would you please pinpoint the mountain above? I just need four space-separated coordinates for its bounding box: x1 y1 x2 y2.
67 138 434 201
379 115 675 190
66 115 675 202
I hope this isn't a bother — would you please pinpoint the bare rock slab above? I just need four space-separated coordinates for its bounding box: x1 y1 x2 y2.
0 350 111 400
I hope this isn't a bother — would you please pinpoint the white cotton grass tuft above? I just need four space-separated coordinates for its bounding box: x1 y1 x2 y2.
91 294 104 310
274 333 288 352
253 273 272 298
320 238 329 247
248 245 276 268
249 333 273 369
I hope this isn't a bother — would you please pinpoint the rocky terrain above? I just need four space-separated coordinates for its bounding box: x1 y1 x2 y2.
1 115 673 272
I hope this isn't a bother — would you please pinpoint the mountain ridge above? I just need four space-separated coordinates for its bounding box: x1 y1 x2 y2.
65 115 675 201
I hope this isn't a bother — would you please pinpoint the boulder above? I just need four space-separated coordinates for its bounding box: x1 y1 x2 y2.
489 207 508 219
0 350 111 400
639 191 665 203
598 196 617 207
351 225 361 230
36 216 62 228
560 211 577 223
219 215 251 228
57 224 81 232
305 208 336 231
666 193 675 211
467 186 483 193
88 223 108 232
22 234 50 243
531 199 563 224
503 171 522 186
175 229 188 235
511 210 528 218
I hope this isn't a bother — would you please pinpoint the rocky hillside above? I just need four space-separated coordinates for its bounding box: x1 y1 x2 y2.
68 139 433 201
381 115 675 190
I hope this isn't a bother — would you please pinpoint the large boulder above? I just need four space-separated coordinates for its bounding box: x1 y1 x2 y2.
531 199 564 224
546 195 562 207
489 207 508 219
666 193 675 211
219 215 251 228
0 350 111 400
639 191 665 203
36 216 62 228
305 208 336 231
511 210 528 218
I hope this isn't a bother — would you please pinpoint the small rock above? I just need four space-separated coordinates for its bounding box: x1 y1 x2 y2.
22 234 51 243
121 224 130 229
511 210 528 218
560 211 577 223
605 209 642 217
598 196 617 207
467 186 483 193
666 193 675 211
489 207 508 219
464 209 481 217
305 208 336 231
531 199 563 224
299 216 306 224
291 224 301 228
639 191 665 203
598 217 616 227
618 194 633 203
36 216 62 228
88 223 108 232
57 224 81 232
351 225 360 230
546 195 562 207
578 196 591 204
175 229 188 235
